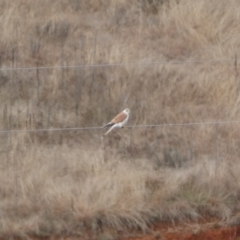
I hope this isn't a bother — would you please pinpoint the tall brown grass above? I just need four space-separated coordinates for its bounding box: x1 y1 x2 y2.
0 0 240 238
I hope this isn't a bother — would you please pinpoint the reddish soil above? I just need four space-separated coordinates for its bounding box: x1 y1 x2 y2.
8 219 240 240
123 220 240 240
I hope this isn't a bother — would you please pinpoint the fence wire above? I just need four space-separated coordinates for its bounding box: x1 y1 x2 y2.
0 120 240 134
0 57 238 72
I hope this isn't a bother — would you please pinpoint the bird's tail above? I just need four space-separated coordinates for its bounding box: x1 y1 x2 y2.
101 122 114 130
104 124 117 135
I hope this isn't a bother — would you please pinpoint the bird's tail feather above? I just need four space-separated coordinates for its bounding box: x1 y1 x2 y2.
104 124 117 135
101 122 115 130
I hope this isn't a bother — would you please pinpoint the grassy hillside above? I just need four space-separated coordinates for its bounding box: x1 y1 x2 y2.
1 0 240 238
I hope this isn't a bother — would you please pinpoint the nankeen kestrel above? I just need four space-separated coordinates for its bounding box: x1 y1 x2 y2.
102 108 130 135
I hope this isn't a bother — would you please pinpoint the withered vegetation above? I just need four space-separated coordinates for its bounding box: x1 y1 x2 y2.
0 0 240 238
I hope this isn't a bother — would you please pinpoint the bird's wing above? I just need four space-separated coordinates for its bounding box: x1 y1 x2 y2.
111 111 127 124
102 111 127 130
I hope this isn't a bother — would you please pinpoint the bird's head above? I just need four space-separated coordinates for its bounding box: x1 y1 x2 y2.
124 108 130 115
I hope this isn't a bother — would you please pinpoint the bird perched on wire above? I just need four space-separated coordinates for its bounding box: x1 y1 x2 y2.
102 108 130 136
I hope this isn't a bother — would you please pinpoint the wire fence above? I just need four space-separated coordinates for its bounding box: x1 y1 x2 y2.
1 120 240 134
0 57 238 72
1 53 239 135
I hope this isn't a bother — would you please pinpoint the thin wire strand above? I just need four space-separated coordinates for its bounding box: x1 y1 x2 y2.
1 120 240 134
0 58 237 72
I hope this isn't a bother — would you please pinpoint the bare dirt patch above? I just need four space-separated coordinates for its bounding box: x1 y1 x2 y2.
11 219 240 240
124 220 240 240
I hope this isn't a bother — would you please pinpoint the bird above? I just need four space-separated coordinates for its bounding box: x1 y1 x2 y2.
102 108 130 136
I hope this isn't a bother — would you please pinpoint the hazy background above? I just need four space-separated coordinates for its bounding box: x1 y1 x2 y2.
0 0 240 238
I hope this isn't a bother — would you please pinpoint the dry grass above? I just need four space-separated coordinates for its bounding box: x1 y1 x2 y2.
0 0 240 238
